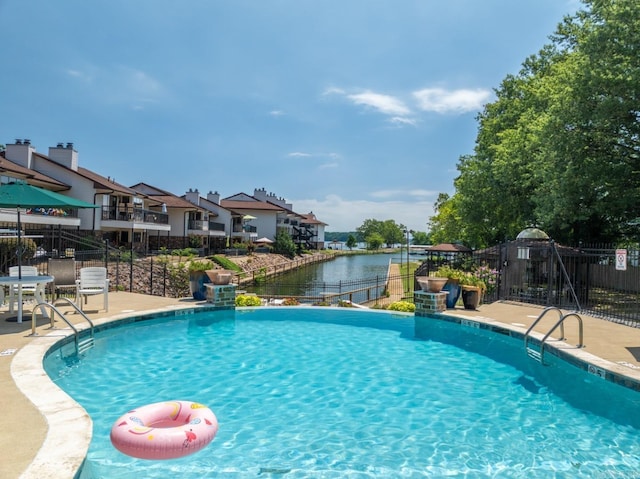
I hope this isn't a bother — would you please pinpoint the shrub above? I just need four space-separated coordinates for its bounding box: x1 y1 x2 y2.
282 297 300 306
188 259 214 272
337 300 353 307
387 301 416 313
236 294 262 307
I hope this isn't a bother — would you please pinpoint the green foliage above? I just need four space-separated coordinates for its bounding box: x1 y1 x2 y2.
166 262 189 297
188 259 214 272
235 294 262 306
365 232 384 250
387 301 416 313
357 219 405 247
0 237 36 263
273 230 297 258
345 234 358 249
211 255 243 272
188 235 203 248
429 0 640 246
410 231 430 245
435 265 465 282
337 300 353 307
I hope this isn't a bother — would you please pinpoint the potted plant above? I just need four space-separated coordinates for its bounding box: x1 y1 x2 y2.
436 266 465 308
188 260 214 300
460 273 486 310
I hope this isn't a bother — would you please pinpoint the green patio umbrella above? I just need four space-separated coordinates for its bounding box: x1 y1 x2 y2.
0 181 98 279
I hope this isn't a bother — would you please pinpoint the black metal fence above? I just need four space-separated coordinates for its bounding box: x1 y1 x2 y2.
471 241 640 327
4 227 639 326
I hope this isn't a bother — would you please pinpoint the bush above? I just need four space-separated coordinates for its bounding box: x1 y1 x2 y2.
282 297 300 306
387 301 416 313
236 294 262 307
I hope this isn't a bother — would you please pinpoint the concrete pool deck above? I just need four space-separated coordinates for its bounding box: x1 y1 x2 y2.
2 294 640 478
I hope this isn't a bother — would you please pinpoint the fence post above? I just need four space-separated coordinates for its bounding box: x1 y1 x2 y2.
104 239 109 268
150 256 154 295
129 251 134 292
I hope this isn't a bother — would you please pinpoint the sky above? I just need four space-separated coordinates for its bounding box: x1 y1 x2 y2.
0 0 581 232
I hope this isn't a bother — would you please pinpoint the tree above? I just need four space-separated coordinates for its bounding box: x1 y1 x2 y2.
430 0 640 246
345 234 357 250
273 230 297 258
410 231 430 245
365 232 384 250
356 218 404 247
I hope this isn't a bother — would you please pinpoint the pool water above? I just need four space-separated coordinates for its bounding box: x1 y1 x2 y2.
45 308 640 478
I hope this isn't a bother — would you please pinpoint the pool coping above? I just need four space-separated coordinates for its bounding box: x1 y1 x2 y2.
13 305 640 478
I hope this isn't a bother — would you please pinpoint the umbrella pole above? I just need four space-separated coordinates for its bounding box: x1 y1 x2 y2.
17 209 22 279
16 209 23 323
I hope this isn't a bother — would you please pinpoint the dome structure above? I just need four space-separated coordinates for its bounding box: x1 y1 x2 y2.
516 227 550 240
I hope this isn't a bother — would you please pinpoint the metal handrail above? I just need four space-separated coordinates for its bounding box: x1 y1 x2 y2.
524 306 565 351
525 308 584 364
30 297 95 355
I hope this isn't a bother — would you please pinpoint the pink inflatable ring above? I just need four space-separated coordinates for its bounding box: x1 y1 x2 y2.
110 400 218 460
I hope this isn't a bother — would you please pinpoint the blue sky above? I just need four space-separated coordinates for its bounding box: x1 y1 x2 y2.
1 0 580 232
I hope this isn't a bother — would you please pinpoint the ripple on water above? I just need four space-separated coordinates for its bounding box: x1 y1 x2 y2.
43 308 640 479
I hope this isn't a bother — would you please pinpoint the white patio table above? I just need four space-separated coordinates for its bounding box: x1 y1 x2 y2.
0 275 53 323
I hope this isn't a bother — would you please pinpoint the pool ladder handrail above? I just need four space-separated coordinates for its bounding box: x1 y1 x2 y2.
524 306 584 364
30 297 95 355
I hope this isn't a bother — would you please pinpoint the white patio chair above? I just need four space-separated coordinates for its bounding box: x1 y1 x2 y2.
5 266 40 311
76 267 109 312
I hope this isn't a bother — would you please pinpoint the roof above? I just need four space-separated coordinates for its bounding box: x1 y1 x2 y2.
130 182 199 209
428 243 472 253
76 167 141 196
220 199 283 212
300 212 327 226
0 152 70 191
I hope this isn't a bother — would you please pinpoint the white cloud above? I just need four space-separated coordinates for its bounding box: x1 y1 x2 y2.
288 152 312 158
293 194 434 232
270 110 285 117
318 162 339 169
389 116 418 127
347 91 411 116
323 87 346 96
413 88 492 114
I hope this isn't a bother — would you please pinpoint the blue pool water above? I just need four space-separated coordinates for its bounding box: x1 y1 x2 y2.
45 308 640 478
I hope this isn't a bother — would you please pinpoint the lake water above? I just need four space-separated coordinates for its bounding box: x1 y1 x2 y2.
243 252 419 302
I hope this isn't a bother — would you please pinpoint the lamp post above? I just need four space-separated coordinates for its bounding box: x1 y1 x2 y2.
405 229 411 292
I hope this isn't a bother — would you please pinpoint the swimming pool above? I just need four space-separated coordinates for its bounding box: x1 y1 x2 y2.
45 307 640 478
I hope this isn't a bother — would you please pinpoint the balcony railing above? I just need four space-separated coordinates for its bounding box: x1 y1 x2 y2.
209 221 225 232
25 207 79 218
102 206 168 225
188 220 227 232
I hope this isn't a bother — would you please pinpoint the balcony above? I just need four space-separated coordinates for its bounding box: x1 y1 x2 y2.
102 206 168 225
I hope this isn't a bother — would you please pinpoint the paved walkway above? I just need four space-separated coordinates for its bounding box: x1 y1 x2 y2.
2 293 640 478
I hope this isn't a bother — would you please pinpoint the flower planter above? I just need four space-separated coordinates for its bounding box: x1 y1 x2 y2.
206 270 233 285
461 285 482 310
189 271 211 300
442 280 461 308
416 277 449 293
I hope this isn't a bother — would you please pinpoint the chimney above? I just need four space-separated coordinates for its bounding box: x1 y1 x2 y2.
253 188 267 201
5 139 36 169
48 142 78 171
206 191 220 205
184 188 200 205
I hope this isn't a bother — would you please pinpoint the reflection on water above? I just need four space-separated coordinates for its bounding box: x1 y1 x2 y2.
244 253 402 300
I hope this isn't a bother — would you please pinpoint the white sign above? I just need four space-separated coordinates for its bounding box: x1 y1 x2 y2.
615 249 627 271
